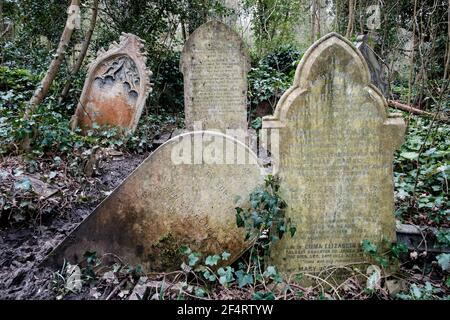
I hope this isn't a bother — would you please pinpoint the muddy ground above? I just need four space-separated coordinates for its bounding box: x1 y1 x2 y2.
0 153 148 299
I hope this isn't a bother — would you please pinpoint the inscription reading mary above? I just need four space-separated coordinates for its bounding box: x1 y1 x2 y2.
263 33 406 275
180 21 250 131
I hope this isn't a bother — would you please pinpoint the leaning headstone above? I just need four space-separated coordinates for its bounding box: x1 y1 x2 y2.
355 34 388 96
180 21 250 133
262 33 406 277
42 131 264 272
71 33 152 134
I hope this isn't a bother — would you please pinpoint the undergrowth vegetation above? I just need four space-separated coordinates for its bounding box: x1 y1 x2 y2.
0 20 448 299
50 176 450 300
0 65 182 225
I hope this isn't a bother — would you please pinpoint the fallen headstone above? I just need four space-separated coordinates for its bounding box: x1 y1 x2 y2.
42 131 264 272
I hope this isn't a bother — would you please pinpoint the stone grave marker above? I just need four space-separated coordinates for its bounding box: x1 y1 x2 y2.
71 33 152 134
43 131 264 271
356 34 388 96
262 33 406 276
180 21 250 133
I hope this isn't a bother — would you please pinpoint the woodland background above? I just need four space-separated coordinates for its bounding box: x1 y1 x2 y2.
0 0 449 300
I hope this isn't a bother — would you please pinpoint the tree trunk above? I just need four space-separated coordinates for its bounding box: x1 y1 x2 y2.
0 0 3 34
444 0 450 80
388 100 449 122
26 0 81 115
59 0 99 103
310 0 317 42
21 0 81 150
345 0 355 39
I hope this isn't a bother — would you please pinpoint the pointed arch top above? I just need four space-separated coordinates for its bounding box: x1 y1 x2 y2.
263 32 387 128
294 32 371 87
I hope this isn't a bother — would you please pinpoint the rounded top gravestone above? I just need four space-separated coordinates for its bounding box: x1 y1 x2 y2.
43 131 264 272
180 21 251 132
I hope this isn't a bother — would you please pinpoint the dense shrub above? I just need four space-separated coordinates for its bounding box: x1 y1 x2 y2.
248 45 302 110
394 115 450 227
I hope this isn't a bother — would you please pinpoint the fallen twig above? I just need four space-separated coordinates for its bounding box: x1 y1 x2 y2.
387 100 448 122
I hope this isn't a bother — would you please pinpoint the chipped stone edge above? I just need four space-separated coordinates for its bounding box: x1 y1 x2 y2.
71 33 153 134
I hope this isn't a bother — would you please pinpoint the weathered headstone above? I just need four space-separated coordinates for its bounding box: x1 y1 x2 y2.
180 21 250 132
71 33 152 134
262 33 406 277
356 34 388 96
43 131 264 271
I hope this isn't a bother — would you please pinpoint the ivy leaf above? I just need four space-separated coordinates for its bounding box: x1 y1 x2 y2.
221 252 231 261
195 288 206 297
179 246 191 255
289 226 297 237
235 208 244 228
411 284 422 299
205 255 221 266
375 256 389 268
188 253 200 267
203 270 216 282
14 178 31 191
235 270 253 288
250 200 259 209
362 240 377 255
400 152 419 160
436 253 450 271
252 291 275 300
390 243 408 258
251 117 262 131
263 266 277 278
217 267 235 286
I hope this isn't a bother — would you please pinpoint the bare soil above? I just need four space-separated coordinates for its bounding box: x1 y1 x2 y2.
0 152 148 299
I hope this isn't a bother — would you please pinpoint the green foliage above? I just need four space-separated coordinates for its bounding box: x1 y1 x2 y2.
361 240 408 268
436 253 450 271
0 66 179 224
243 0 305 56
205 255 221 266
0 65 180 157
435 228 450 247
252 291 275 300
178 175 294 298
235 174 296 257
394 116 450 226
248 45 302 110
396 282 444 300
52 250 144 299
150 51 184 114
181 245 284 294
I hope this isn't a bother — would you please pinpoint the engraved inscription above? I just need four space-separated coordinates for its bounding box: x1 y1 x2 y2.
263 33 406 279
181 21 249 131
